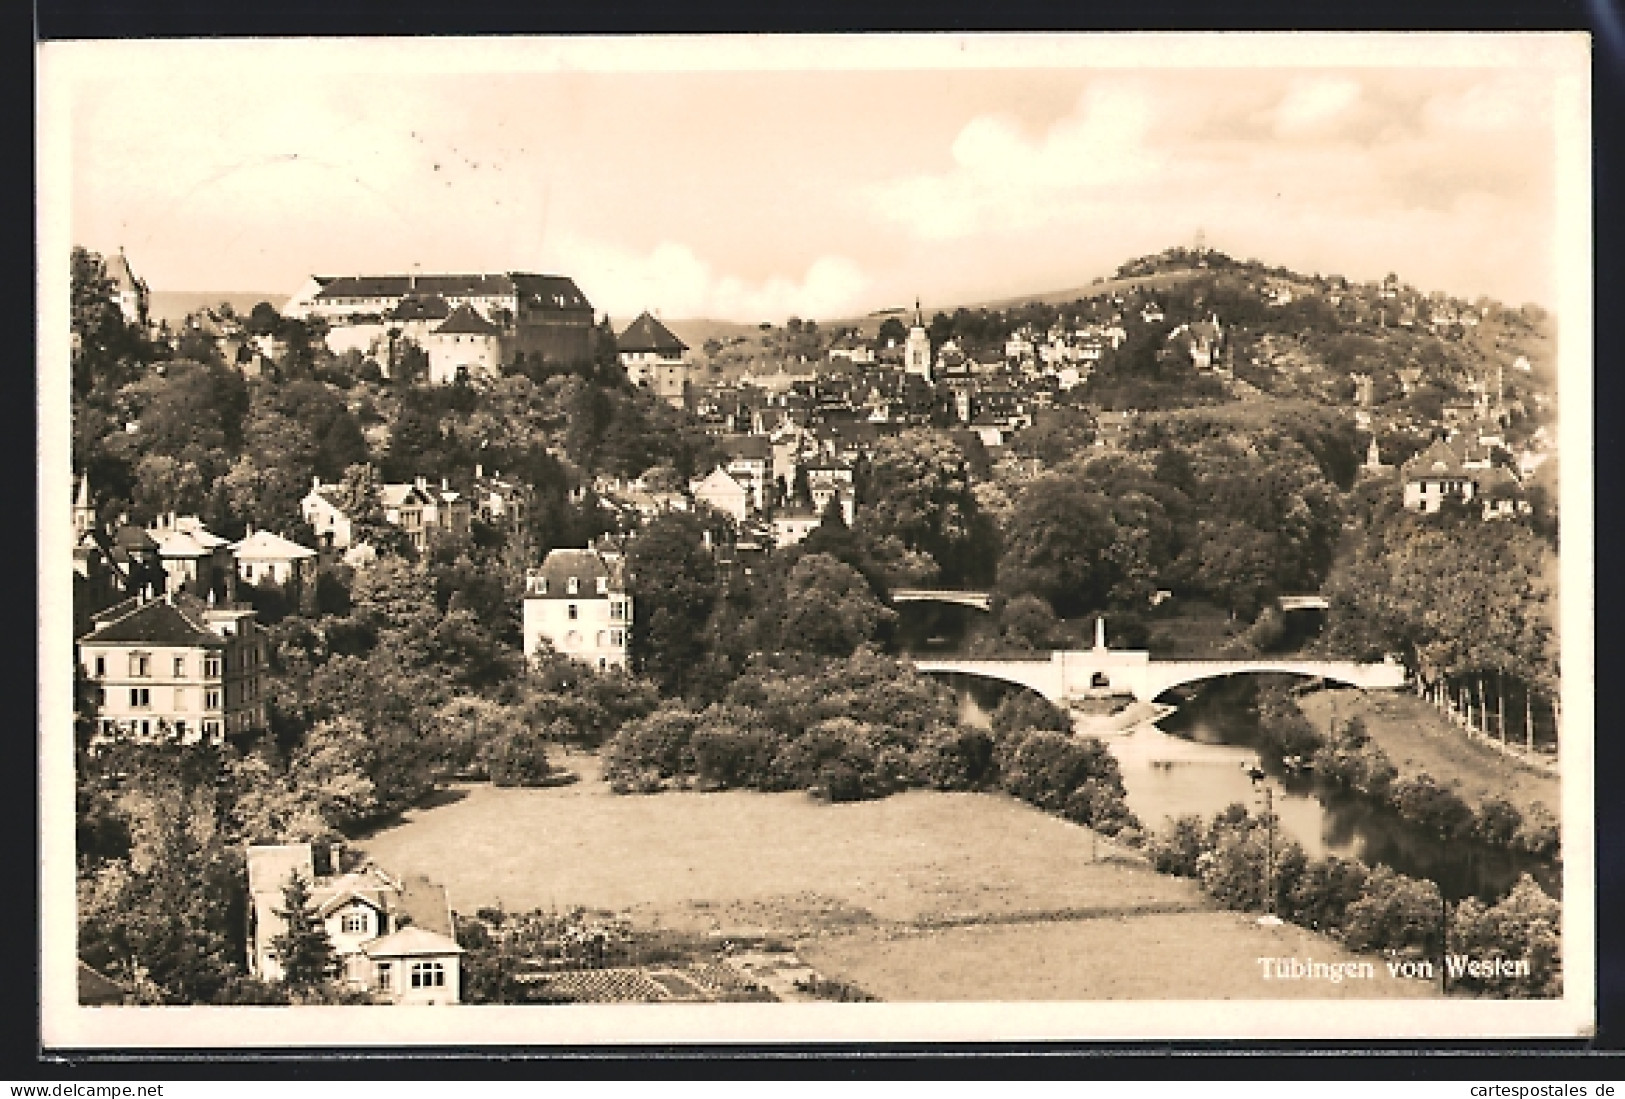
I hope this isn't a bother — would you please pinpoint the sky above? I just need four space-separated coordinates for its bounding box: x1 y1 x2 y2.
53 36 1577 322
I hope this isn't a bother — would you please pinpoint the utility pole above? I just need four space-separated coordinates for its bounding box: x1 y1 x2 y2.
1440 891 1451 996
1263 783 1275 920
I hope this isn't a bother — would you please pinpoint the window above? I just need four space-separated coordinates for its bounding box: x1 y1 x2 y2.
93 656 105 678
173 688 186 710
596 631 607 647
376 963 393 990
205 689 221 710
341 911 369 934
129 687 150 708
410 961 446 988
596 576 608 595
566 576 580 595
202 719 221 738
204 656 222 677
611 630 624 647
610 600 625 621
567 604 578 621
129 653 150 678
174 720 186 739
173 656 186 677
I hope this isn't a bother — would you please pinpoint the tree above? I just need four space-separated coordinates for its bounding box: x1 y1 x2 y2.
997 472 1127 616
247 301 282 337
858 430 995 586
271 870 336 990
997 593 1063 650
773 554 895 657
627 511 719 696
1341 865 1443 957
71 246 148 399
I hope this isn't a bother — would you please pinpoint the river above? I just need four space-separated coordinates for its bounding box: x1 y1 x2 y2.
950 676 1558 904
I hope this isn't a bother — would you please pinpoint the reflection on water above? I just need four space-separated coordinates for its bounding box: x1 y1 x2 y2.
952 677 1558 904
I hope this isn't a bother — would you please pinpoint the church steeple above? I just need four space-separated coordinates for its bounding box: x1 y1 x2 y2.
73 470 95 540
904 296 933 384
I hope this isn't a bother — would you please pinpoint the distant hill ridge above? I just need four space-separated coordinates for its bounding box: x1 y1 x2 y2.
148 290 285 325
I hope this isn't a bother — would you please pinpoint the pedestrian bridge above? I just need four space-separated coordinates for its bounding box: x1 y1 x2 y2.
911 650 1406 704
891 588 994 611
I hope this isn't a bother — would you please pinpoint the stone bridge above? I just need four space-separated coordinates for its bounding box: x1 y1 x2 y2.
911 650 1406 704
891 588 994 611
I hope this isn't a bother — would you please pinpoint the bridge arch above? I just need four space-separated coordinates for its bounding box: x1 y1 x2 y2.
1138 660 1403 702
911 659 1062 704
891 589 994 612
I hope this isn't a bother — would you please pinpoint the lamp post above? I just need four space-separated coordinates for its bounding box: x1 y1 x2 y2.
1248 762 1283 926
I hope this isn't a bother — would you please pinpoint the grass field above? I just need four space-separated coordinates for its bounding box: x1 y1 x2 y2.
800 912 1438 1001
1298 689 1560 821
358 750 1443 1000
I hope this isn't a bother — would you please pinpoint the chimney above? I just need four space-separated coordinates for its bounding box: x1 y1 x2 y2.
441 477 449 492
246 523 254 537
415 475 427 492
313 475 321 490
475 463 483 479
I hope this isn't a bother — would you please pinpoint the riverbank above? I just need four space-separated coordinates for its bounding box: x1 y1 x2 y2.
1296 689 1561 828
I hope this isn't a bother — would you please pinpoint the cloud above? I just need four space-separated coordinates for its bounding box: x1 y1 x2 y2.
553 236 872 322
1272 77 1362 137
864 81 1161 240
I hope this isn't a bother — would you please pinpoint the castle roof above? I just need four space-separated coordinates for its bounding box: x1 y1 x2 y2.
433 303 503 336
617 312 688 354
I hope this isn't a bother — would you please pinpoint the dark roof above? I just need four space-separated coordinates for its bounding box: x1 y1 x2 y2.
396 874 455 937
509 274 593 312
529 547 625 599
77 597 225 647
318 274 511 300
434 303 503 336
113 525 157 552
721 435 771 461
390 294 451 321
1477 466 1524 498
1401 438 1467 480
617 312 688 354
313 273 592 313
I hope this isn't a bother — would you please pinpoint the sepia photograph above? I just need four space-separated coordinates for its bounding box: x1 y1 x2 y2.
37 32 1594 1047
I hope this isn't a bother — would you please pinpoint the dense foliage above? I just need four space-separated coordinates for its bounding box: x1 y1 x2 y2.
1146 803 1560 996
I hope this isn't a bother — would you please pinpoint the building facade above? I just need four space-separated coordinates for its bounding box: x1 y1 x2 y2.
617 312 691 407
522 547 633 670
77 593 266 747
245 844 463 1004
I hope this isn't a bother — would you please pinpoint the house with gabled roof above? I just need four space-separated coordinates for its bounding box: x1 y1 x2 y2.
147 514 235 600
245 843 462 1003
76 591 266 747
231 527 318 604
618 312 690 407
690 467 750 523
426 303 506 384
